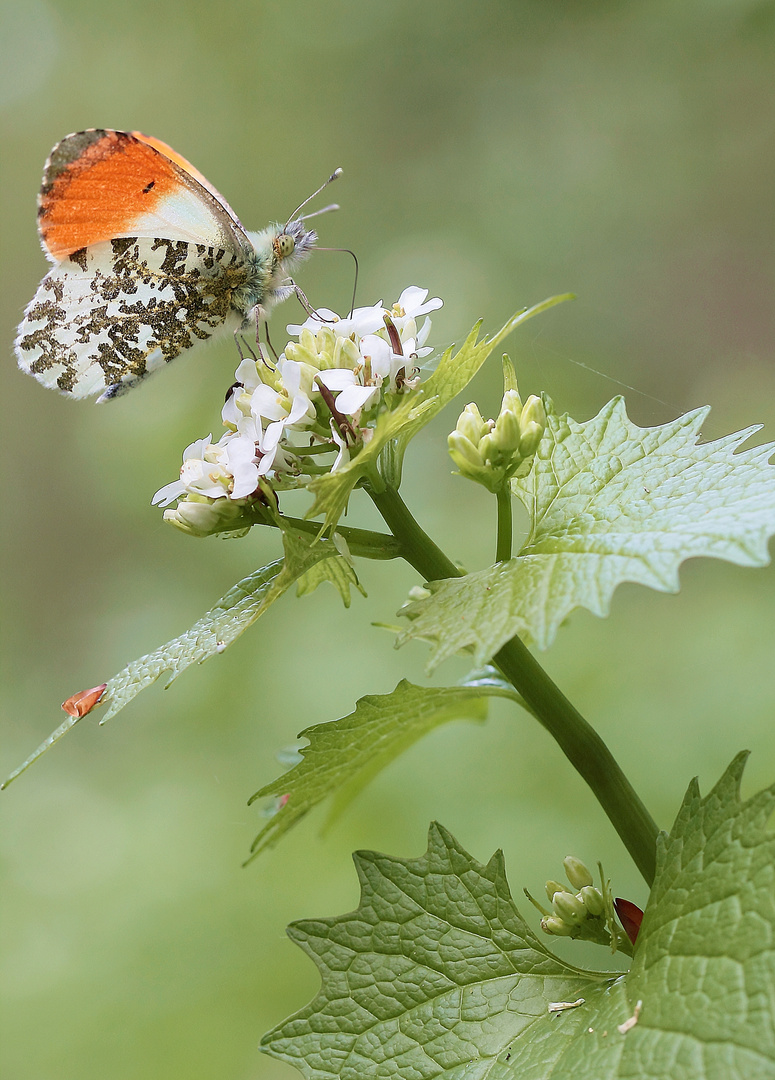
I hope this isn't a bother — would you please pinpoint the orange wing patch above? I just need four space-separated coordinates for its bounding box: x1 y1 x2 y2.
38 130 182 260
131 130 244 228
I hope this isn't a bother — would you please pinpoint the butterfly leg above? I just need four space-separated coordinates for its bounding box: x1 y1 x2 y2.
289 282 337 324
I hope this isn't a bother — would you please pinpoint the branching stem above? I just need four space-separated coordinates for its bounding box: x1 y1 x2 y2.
367 483 658 886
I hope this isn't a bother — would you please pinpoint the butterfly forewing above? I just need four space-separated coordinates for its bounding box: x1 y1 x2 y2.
15 236 251 399
38 130 249 262
16 129 320 400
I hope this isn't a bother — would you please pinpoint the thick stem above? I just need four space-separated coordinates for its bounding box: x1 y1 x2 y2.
495 484 513 563
368 484 658 886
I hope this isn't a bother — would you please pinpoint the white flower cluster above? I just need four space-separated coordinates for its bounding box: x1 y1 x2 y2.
153 287 442 526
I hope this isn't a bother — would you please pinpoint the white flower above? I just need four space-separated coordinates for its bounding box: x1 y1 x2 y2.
154 285 443 520
152 436 233 506
287 300 386 340
224 432 260 498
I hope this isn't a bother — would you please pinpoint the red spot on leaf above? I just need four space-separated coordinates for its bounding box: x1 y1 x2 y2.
61 683 107 718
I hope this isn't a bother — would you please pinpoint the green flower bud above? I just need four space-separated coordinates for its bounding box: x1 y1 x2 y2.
450 389 543 490
579 885 605 917
553 890 587 925
163 496 249 538
563 855 594 890
545 879 566 903
492 408 522 456
520 394 546 431
448 430 485 470
338 336 362 368
516 424 541 461
500 388 523 417
407 585 431 602
478 431 497 465
541 915 574 937
285 339 321 369
456 402 488 446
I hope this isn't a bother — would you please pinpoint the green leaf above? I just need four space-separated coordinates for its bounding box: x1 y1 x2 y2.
398 396 775 666
247 678 521 860
295 552 365 607
306 297 571 531
101 528 338 721
263 755 775 1077
262 821 622 1078
622 751 775 1077
2 528 339 787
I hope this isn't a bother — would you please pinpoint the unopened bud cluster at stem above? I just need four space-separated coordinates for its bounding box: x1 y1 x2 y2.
448 388 545 492
540 855 607 938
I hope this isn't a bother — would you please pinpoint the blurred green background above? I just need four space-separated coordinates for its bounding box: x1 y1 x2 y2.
2 1 775 1076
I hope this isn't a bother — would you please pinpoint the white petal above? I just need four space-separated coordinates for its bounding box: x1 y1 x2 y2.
182 435 212 462
336 384 379 415
152 479 187 507
398 286 443 319
286 309 339 336
222 394 241 427
233 357 261 390
279 358 302 397
256 443 280 475
226 437 260 498
361 335 391 377
250 383 288 422
397 286 428 312
416 316 432 347
286 392 315 426
317 368 357 391
330 423 350 472
260 419 285 453
346 302 387 337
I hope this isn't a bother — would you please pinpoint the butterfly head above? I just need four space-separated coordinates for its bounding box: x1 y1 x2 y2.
272 217 317 264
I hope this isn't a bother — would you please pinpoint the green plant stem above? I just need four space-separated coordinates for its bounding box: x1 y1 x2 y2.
368 484 658 886
495 484 513 562
242 512 402 561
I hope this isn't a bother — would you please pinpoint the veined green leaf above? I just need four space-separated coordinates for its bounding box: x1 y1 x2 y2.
247 677 521 860
398 396 775 666
264 754 775 1078
262 821 621 1078
295 552 365 607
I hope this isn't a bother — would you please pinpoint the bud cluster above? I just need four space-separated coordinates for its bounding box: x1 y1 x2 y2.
448 389 545 492
540 856 606 938
523 854 632 956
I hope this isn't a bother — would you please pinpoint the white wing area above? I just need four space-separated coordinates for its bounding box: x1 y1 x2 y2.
125 182 251 253
15 237 250 399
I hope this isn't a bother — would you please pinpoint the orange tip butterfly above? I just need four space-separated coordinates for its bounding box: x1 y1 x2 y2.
15 129 339 402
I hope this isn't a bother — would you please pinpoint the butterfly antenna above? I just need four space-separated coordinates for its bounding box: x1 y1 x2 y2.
300 202 340 221
285 168 343 228
315 247 359 317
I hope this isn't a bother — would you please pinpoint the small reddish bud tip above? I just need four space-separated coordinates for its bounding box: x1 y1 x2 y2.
614 897 644 945
61 683 108 718
278 793 290 808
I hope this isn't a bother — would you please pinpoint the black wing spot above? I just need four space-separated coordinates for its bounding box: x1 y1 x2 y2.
142 179 156 195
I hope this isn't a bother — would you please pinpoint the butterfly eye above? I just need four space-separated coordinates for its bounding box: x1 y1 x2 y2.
273 233 296 259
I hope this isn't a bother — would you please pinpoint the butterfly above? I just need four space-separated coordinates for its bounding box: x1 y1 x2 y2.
15 129 336 402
